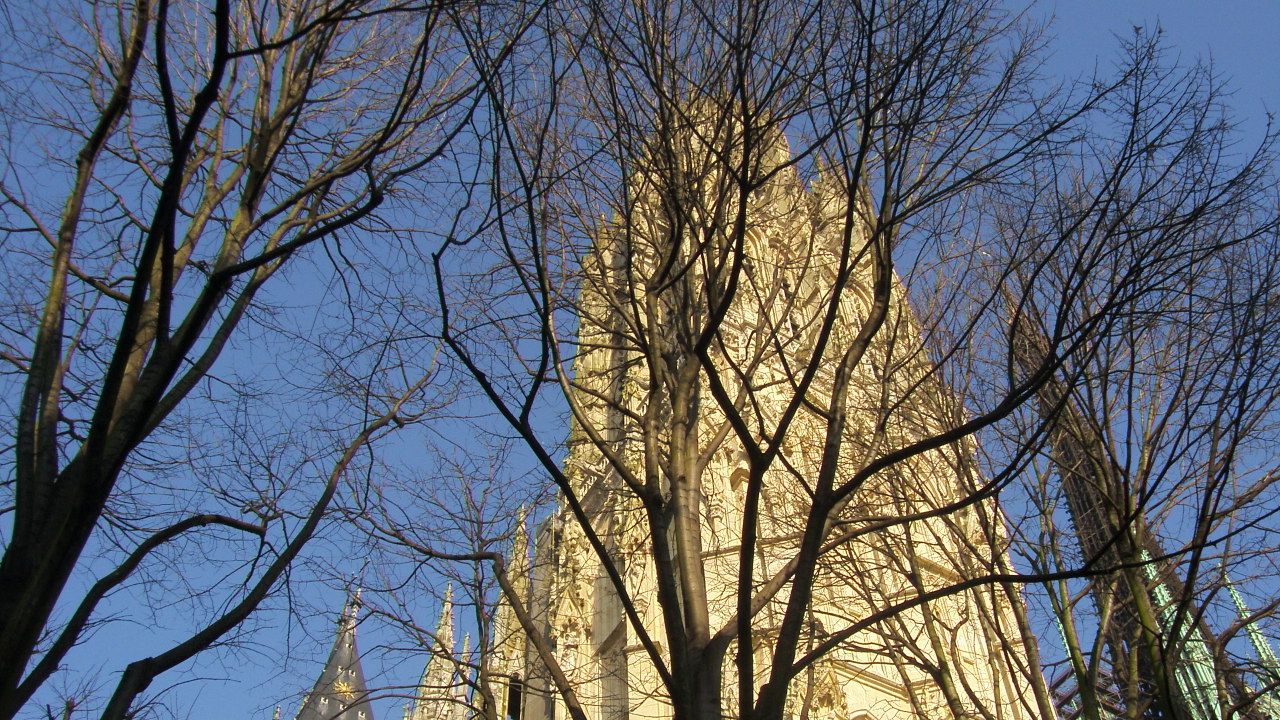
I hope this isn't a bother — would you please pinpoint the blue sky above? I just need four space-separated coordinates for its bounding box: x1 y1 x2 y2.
1039 0 1277 145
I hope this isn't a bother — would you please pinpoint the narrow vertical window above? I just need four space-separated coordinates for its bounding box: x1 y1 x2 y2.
507 674 524 720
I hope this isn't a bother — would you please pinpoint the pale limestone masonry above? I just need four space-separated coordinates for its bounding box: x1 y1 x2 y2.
482 123 1041 720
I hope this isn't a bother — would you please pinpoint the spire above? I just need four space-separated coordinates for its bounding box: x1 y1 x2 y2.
488 511 532 720
510 507 530 589
808 156 847 227
454 633 472 719
295 592 376 720
436 584 455 654
1227 578 1280 676
408 585 461 720
492 510 530 665
1225 576 1280 716
1141 552 1218 720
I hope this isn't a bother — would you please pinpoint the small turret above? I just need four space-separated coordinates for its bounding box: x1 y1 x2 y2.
408 585 468 720
490 510 533 720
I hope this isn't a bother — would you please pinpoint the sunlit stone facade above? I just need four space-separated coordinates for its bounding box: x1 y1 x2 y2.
477 126 1042 720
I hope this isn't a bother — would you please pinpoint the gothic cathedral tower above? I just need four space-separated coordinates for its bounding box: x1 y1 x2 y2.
479 113 1045 720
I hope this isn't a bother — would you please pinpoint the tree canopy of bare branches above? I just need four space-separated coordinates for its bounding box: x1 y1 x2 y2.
425 2 1280 720
3 0 1279 719
0 0 498 717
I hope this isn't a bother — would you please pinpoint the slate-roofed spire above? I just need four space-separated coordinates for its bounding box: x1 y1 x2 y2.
296 591 376 720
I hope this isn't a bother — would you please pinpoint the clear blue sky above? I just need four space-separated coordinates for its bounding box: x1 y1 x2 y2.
32 2 1279 719
1039 0 1277 145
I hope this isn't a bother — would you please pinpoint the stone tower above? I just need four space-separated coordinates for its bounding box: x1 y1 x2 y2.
475 118 1046 720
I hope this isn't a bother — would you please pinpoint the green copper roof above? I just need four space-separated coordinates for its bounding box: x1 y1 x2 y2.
1142 552 1219 720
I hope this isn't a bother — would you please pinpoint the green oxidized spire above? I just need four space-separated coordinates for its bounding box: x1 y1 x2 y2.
1225 576 1280 715
1228 580 1280 677
1142 552 1219 720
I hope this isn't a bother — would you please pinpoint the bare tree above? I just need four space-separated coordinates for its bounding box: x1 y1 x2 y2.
996 50 1280 719
0 0 493 716
350 433 552 720
428 3 1279 720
